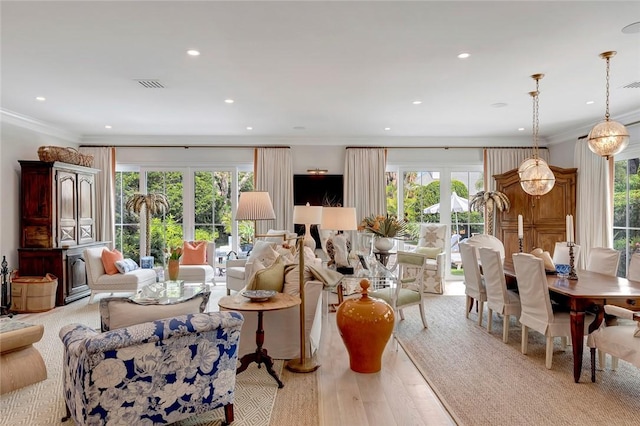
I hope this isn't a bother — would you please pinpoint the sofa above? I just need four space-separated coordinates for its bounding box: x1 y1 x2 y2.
177 241 217 285
60 312 243 426
224 238 325 359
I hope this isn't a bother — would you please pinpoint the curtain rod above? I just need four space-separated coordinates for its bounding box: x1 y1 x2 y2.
346 146 548 150
79 145 291 149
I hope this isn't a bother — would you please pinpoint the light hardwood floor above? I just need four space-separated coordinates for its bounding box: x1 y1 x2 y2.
210 277 463 425
316 283 461 426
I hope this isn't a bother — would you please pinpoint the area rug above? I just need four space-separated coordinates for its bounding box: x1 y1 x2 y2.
0 299 285 426
396 295 640 426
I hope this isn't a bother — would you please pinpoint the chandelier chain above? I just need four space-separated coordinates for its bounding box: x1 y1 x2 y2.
604 55 611 121
533 77 540 157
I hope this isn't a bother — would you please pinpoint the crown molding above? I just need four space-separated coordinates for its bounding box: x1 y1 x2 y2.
547 109 640 146
0 109 80 143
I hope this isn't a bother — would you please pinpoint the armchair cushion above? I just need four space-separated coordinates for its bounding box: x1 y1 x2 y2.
101 248 123 275
416 246 442 259
181 240 207 265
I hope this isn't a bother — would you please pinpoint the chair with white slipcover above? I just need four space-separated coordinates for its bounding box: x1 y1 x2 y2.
587 304 640 382
459 242 487 326
586 247 620 277
412 223 447 294
626 252 640 281
465 234 505 263
513 253 591 369
478 247 521 343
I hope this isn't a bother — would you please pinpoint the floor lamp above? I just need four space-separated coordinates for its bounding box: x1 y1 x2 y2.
286 235 321 373
293 203 323 250
235 191 276 241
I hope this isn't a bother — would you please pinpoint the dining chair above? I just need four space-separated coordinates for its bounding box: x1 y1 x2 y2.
478 247 521 343
586 247 620 277
551 242 581 266
587 304 640 382
627 252 640 281
369 250 429 329
459 242 487 326
512 253 591 369
464 234 505 264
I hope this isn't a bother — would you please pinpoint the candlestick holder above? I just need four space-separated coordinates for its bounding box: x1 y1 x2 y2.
518 237 523 253
567 242 578 280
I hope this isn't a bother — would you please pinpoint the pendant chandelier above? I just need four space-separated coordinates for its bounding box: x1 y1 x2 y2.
519 73 555 197
587 51 629 160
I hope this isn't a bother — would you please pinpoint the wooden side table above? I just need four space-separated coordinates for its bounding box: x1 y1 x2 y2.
218 292 301 388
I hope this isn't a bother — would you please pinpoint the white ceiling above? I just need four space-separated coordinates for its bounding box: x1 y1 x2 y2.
1 1 639 147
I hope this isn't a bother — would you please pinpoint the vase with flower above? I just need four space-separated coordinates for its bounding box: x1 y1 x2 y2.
358 213 407 253
166 246 182 281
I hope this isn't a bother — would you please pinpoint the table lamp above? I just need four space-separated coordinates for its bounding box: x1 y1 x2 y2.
321 206 358 274
235 191 276 240
293 203 323 250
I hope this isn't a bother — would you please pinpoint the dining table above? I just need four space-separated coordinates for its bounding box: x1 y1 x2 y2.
504 267 640 382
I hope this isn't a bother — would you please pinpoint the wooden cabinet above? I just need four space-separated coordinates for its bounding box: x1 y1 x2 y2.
493 166 577 271
18 161 105 305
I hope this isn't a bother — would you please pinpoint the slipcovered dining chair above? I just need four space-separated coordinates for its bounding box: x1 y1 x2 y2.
465 234 505 264
411 223 447 294
587 305 640 382
478 247 521 343
552 242 581 267
459 242 487 326
586 247 620 277
370 251 429 329
513 253 591 369
627 252 640 281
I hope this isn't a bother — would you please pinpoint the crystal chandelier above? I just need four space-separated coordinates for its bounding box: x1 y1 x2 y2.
587 51 629 160
519 74 555 197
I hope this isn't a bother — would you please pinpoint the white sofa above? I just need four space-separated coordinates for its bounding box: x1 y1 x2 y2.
177 242 217 285
85 247 157 303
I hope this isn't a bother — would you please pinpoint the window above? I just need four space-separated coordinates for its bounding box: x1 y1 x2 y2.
114 171 140 260
613 157 640 277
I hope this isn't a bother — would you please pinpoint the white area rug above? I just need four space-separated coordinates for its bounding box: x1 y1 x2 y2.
0 298 281 425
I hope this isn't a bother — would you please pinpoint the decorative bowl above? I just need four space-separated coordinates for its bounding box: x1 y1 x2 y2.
241 290 277 302
555 264 571 278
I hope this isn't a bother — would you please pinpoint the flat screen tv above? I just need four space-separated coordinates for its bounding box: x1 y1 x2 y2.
293 174 343 207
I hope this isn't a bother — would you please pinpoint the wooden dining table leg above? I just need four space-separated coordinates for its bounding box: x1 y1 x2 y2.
569 310 585 383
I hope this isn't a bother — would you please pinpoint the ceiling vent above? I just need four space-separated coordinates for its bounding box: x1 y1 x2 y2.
135 79 165 89
622 81 640 89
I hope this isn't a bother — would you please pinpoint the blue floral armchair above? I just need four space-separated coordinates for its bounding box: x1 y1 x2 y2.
59 312 244 426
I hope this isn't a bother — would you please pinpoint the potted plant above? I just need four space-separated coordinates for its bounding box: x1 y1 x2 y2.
125 193 170 259
165 245 182 281
358 213 407 252
469 191 510 236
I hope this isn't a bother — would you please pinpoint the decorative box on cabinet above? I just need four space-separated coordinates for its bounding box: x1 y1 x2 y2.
18 160 105 305
493 166 577 271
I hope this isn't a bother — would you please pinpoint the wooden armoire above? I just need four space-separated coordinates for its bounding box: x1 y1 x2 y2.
18 161 107 305
493 165 577 271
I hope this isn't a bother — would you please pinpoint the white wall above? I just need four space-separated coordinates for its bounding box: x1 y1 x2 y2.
0 122 80 270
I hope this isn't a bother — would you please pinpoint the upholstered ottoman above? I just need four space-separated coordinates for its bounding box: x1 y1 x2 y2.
0 321 46 394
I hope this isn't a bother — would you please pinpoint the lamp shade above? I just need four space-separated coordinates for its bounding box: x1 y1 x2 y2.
320 207 358 231
293 203 323 225
235 191 276 221
587 120 629 159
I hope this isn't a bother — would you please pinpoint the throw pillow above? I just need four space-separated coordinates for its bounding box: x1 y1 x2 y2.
416 247 442 259
248 255 285 292
181 241 207 265
101 248 124 275
248 240 279 266
114 258 139 274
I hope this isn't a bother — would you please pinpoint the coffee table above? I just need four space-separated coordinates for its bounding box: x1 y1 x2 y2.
218 292 301 388
129 280 208 305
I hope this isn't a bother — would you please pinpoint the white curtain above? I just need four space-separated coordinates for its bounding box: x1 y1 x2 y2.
255 147 293 234
574 138 611 268
344 148 387 220
78 146 115 246
484 148 550 191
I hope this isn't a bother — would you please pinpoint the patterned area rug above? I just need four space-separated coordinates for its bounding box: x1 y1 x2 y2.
396 295 640 426
0 298 283 426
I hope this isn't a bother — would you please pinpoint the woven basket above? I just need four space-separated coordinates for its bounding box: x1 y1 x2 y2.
37 146 94 167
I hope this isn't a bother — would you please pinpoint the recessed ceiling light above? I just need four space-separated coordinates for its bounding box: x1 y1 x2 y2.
384 127 391 131
622 21 640 34
491 102 508 108
586 100 595 105
518 128 525 131
104 125 112 129
412 100 422 105
224 99 234 104
293 126 306 130
187 49 200 56
35 96 46 101
457 53 471 59
246 126 253 130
